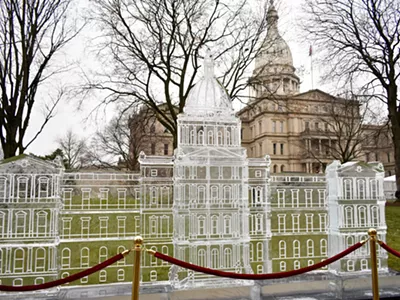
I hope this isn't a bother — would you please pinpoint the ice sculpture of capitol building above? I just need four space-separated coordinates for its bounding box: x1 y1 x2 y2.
0 2 392 298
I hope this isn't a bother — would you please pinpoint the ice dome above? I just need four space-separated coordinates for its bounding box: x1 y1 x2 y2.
184 52 234 116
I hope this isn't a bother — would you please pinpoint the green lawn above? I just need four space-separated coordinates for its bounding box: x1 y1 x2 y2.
385 205 400 271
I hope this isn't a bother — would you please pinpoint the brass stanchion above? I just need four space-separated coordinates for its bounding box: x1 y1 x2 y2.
368 228 379 300
132 236 143 300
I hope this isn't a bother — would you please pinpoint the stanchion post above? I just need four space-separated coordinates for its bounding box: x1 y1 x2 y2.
368 228 379 300
132 236 143 300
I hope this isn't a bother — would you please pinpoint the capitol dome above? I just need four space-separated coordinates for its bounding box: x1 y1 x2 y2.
184 52 234 117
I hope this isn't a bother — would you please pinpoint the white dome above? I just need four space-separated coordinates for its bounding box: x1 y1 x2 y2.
184 53 234 116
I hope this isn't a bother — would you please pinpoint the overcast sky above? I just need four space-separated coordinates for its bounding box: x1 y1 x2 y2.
25 0 324 156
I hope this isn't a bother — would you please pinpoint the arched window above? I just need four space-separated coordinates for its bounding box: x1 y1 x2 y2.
281 165 285 172
13 248 24 273
99 270 107 282
320 239 327 256
257 242 263 261
81 248 89 267
35 248 46 272
223 185 232 200
198 130 204 145
151 246 157 266
198 216 206 235
273 165 278 173
198 249 206 267
358 206 367 227
211 215 219 234
38 177 49 198
226 130 231 145
357 179 365 199
307 239 314 257
217 131 223 145
361 259 368 270
150 270 157 282
280 261 286 271
117 269 125 281
293 240 300 258
117 246 126 265
211 249 219 268
15 211 27 237
99 246 108 263
294 260 300 270
13 278 23 286
257 265 264 274
344 179 352 199
197 186 206 204
224 248 232 268
208 130 213 145
370 179 378 198
36 211 47 236
307 259 314 266
190 130 195 144
279 241 286 258
347 260 355 271
371 206 379 226
223 215 231 234
17 177 28 200
62 248 71 268
345 206 354 227
347 236 354 248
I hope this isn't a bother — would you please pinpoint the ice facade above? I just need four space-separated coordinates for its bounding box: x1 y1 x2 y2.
0 55 388 292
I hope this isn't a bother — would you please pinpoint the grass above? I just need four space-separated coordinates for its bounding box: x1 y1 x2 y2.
385 205 400 271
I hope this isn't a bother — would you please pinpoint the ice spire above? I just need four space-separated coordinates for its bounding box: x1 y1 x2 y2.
203 49 215 78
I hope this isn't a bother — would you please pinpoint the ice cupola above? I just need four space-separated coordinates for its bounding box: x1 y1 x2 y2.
251 0 300 96
171 52 255 287
184 51 235 118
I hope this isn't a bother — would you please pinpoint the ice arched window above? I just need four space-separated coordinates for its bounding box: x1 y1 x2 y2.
99 270 107 282
208 130 213 145
257 242 263 261
347 260 355 271
38 177 49 198
224 248 232 268
344 179 352 199
117 269 125 281
198 130 204 145
279 241 286 258
81 248 89 267
293 240 300 258
99 246 108 263
357 179 365 199
307 259 314 266
150 246 157 266
217 131 223 145
361 259 368 270
294 260 300 270
223 215 231 234
190 130 195 144
257 265 263 274
371 206 379 226
117 246 126 265
211 215 219 234
307 239 314 257
347 236 354 247
62 248 71 268
226 130 231 145
345 206 354 227
150 270 157 282
13 248 24 272
35 247 46 272
223 185 232 201
280 261 286 271
320 239 327 256
35 277 44 285
198 249 206 267
211 249 219 268
198 216 206 235
15 211 27 237
211 185 219 203
358 206 367 227
36 211 47 236
370 179 378 198
17 177 28 200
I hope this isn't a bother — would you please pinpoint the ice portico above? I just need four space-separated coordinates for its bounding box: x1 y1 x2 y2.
169 52 269 288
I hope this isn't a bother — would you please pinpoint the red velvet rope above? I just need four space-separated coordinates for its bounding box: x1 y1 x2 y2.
153 242 364 280
0 253 124 292
378 241 400 258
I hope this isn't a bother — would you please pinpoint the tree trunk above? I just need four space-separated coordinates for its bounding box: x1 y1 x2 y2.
387 84 400 198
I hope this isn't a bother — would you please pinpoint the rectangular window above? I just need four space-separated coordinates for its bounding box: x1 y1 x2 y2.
117 189 126 209
117 217 126 237
277 189 285 208
318 189 326 206
305 121 310 130
280 143 284 155
292 214 300 232
258 120 262 134
81 217 91 238
151 143 156 155
62 218 72 238
99 188 109 209
280 121 284 133
99 217 108 237
306 214 313 232
305 189 313 207
278 214 286 233
272 121 276 133
164 144 169 155
273 143 277 155
315 122 319 130
62 189 73 209
319 214 327 231
81 188 91 209
291 189 299 208
134 216 140 234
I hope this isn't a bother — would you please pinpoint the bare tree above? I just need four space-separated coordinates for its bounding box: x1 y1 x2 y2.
87 110 149 171
88 0 271 148
0 0 82 159
57 130 87 170
304 0 400 195
300 93 381 169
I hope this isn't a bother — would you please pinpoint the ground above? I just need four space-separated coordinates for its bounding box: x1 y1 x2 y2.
385 204 400 271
